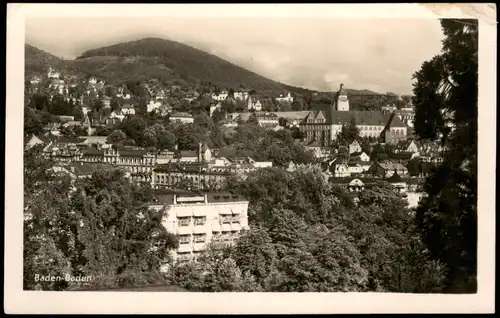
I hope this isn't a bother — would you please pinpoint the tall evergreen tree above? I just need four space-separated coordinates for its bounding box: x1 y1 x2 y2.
412 19 478 293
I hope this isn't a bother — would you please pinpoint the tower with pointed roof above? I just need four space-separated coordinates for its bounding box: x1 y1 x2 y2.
335 83 350 111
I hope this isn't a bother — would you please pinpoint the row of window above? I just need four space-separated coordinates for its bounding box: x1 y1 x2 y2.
302 125 328 130
177 216 240 226
307 119 326 124
179 233 208 244
178 216 207 226
391 129 406 135
103 157 154 165
359 126 383 131
178 230 239 244
155 175 226 182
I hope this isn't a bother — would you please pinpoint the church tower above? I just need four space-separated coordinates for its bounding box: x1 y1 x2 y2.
335 83 350 111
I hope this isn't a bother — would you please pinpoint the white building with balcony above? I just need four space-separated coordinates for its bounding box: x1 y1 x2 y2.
211 91 229 101
149 191 250 263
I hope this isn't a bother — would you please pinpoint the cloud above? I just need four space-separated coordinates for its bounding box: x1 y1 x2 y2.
25 17 444 94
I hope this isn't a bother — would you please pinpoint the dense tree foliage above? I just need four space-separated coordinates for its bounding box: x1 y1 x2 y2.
24 27 458 294
370 143 395 162
348 93 405 111
412 19 478 293
337 117 361 145
23 146 178 291
164 166 445 292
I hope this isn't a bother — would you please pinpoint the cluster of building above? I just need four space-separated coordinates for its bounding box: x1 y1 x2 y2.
216 84 416 148
30 66 306 134
299 84 409 146
27 66 432 264
26 132 266 263
25 133 273 188
314 137 442 208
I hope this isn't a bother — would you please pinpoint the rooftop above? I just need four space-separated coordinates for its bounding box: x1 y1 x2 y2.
170 112 193 118
306 108 393 127
150 190 247 205
386 171 403 183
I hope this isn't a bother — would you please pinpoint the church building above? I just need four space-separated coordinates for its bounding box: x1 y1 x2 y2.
300 83 407 146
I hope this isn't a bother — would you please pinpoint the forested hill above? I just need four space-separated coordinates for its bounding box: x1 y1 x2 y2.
26 39 401 109
74 37 315 95
25 44 67 75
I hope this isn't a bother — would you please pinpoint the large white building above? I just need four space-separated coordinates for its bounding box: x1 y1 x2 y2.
47 66 60 79
211 91 229 101
276 92 294 104
169 112 194 124
234 91 250 101
300 83 408 145
149 191 250 262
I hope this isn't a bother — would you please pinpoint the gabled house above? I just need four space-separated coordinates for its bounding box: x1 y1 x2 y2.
368 162 409 178
25 134 51 150
349 140 362 154
169 112 194 124
333 163 350 178
405 140 420 153
385 171 407 193
350 151 370 162
247 96 263 111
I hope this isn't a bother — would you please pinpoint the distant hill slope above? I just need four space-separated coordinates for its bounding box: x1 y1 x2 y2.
25 44 66 76
74 37 316 95
25 40 386 100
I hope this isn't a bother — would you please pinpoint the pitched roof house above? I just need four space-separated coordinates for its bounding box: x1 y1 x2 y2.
368 161 409 178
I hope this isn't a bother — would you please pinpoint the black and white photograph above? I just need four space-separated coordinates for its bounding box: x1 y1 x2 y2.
5 3 496 314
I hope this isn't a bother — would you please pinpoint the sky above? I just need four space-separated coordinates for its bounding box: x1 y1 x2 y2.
25 17 444 94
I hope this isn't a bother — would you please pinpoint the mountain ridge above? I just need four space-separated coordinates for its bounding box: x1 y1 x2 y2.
25 38 385 96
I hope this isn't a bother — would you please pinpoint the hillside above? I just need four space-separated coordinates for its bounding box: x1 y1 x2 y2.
25 44 67 76
25 39 397 110
74 37 316 95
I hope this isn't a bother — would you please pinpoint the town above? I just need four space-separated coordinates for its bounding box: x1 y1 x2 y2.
25 65 442 264
23 16 477 295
